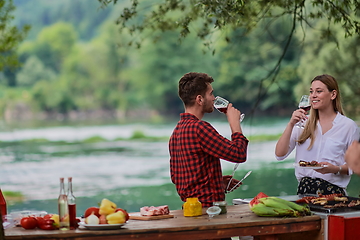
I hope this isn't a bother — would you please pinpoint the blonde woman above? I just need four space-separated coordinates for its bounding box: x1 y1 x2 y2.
275 74 359 195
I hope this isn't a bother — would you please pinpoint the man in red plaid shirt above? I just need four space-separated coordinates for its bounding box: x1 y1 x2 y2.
169 72 249 208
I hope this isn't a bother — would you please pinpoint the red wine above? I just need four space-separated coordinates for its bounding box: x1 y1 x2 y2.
300 105 311 112
216 107 227 113
68 203 78 229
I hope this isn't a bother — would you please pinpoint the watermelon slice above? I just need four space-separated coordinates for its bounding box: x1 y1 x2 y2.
249 192 269 207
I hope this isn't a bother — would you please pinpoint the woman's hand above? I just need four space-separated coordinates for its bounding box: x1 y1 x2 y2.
290 109 308 126
315 162 340 175
275 109 306 157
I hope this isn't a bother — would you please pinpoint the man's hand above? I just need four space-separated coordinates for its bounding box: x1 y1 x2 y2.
226 103 242 134
223 175 242 193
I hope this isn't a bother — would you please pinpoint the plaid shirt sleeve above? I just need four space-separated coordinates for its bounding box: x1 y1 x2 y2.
198 120 248 163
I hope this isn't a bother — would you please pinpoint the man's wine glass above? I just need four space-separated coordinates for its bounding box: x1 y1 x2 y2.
214 96 245 192
295 95 311 128
213 96 245 122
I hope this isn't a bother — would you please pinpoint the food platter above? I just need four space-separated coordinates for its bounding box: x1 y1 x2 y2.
78 222 125 230
293 163 325 170
308 196 360 214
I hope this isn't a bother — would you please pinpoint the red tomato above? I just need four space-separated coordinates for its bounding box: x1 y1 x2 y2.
115 208 130 221
20 216 38 229
37 217 56 230
84 207 100 218
36 216 46 228
41 224 56 230
43 214 53 220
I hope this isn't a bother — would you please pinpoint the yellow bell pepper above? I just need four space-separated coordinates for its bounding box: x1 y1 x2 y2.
99 198 117 215
106 211 125 224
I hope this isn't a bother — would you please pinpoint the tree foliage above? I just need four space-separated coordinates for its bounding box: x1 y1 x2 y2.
297 21 360 116
1 1 360 122
97 0 360 118
98 0 360 48
0 0 30 74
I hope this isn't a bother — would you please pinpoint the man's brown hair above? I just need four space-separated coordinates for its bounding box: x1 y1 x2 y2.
178 72 214 107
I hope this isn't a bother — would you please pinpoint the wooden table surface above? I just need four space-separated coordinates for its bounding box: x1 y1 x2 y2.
4 204 324 240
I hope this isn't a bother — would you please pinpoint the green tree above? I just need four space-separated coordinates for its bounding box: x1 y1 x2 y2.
56 21 133 115
18 22 77 74
296 21 360 117
31 79 75 116
213 15 301 115
98 0 360 49
0 0 30 85
16 56 57 87
98 0 360 116
13 0 112 41
127 29 218 115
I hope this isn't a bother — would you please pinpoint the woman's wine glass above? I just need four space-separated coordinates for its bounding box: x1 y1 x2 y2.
213 96 245 122
295 95 311 128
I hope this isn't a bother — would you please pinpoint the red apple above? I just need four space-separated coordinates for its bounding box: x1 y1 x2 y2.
84 207 100 218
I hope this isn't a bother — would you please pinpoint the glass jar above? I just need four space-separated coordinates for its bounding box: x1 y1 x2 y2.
213 201 227 214
183 198 202 217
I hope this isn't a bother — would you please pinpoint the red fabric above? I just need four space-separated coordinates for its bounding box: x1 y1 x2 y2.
328 215 360 240
169 113 248 207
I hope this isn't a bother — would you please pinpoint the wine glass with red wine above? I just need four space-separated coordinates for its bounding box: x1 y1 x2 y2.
295 95 311 128
214 96 244 192
214 96 245 122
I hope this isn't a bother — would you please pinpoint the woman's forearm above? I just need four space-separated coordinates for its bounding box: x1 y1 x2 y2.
275 122 295 157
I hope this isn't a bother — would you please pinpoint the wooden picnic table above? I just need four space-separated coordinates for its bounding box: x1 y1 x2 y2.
4 204 323 240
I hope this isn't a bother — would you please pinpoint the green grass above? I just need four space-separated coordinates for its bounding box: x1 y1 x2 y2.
83 136 107 143
247 134 282 142
3 191 24 202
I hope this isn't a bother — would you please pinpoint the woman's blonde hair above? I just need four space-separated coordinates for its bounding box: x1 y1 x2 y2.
297 74 344 149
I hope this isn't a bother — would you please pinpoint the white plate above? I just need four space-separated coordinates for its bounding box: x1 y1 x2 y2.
293 163 326 170
78 222 125 230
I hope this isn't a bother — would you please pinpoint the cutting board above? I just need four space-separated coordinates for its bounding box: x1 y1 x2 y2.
129 212 175 221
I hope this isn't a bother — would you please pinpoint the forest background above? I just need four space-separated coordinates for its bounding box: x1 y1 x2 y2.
1 0 360 127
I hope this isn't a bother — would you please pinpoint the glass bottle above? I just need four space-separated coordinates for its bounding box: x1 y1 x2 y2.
183 197 202 217
67 177 78 229
213 201 227 214
0 188 7 220
58 177 70 230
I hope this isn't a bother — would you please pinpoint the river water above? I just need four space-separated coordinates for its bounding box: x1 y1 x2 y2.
1 118 359 215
